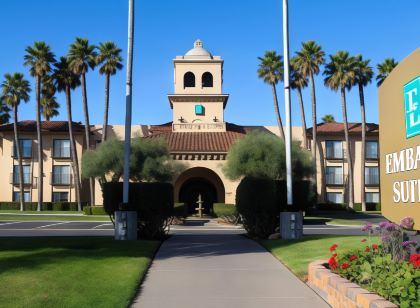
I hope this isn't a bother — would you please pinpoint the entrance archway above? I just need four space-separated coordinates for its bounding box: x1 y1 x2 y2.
175 167 225 214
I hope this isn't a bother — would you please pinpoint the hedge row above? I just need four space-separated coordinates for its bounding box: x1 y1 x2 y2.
83 206 107 215
0 202 82 211
316 202 381 211
213 203 236 217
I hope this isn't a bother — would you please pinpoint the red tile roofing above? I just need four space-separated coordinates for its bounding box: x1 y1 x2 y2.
0 120 85 132
306 122 379 136
145 122 271 153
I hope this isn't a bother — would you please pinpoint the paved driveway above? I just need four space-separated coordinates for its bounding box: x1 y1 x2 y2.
132 233 329 308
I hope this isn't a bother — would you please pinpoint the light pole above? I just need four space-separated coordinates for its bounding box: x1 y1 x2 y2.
115 0 137 240
280 0 303 239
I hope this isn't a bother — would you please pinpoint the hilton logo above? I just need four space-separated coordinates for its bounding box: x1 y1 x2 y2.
404 76 420 138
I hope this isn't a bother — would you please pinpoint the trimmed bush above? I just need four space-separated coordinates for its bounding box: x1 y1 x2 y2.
103 182 174 239
83 206 107 215
213 203 236 217
0 202 80 211
173 203 188 218
316 203 381 212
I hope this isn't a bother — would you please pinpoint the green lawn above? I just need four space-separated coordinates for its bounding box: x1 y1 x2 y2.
0 214 111 221
259 235 374 280
0 237 160 307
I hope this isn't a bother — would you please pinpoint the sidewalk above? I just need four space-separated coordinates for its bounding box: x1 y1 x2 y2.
132 233 329 308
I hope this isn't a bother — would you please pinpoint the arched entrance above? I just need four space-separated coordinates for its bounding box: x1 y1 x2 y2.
175 167 225 214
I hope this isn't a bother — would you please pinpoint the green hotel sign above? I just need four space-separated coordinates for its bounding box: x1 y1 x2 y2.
404 76 420 138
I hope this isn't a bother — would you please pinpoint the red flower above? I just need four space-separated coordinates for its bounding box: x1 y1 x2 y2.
409 254 420 269
328 257 338 270
365 246 370 252
341 262 350 270
349 255 358 261
329 244 338 252
372 244 379 250
361 239 367 242
332 253 337 258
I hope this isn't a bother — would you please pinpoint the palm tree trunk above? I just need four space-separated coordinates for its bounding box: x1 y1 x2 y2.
35 76 43 211
310 72 318 203
359 83 366 211
81 73 95 206
65 87 82 211
13 106 24 211
271 84 285 139
102 73 110 143
297 87 308 148
341 87 354 209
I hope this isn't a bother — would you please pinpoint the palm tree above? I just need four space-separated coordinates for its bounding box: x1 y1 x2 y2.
257 51 285 139
354 55 373 212
324 51 356 209
52 57 82 211
40 76 59 120
293 41 325 201
24 42 56 211
376 58 398 86
290 57 308 148
0 73 31 211
97 42 123 142
0 100 11 124
68 37 97 206
322 114 335 123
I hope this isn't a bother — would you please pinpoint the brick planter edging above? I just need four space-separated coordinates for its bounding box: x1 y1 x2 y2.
307 260 398 308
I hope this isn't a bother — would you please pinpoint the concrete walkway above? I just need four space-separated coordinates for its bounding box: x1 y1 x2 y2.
132 233 329 308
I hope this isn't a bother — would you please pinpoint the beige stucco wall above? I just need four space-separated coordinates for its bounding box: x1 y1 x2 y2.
172 101 225 127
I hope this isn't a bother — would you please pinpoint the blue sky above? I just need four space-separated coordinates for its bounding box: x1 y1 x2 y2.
0 0 418 127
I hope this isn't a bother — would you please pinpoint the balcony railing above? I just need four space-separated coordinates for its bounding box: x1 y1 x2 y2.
50 173 72 186
9 173 33 185
326 173 344 185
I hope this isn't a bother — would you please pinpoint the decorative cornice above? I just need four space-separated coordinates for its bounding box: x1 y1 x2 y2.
171 153 227 161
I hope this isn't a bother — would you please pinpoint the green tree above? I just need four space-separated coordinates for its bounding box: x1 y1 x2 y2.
97 42 123 142
290 57 308 148
24 42 56 211
40 75 59 120
82 137 180 186
322 114 335 123
324 51 356 209
257 51 285 139
68 37 97 206
223 132 312 181
0 73 31 211
354 55 373 212
293 41 325 201
376 58 398 86
52 57 82 211
0 99 11 124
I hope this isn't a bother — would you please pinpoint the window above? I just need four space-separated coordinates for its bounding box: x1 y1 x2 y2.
325 141 343 159
326 192 343 204
53 139 71 158
366 141 378 159
52 165 71 185
13 191 31 202
184 72 195 88
13 165 31 184
326 166 343 185
365 167 379 185
202 72 213 87
13 139 32 158
52 192 69 202
366 192 380 203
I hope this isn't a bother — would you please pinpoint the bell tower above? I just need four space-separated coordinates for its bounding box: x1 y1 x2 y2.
168 40 229 132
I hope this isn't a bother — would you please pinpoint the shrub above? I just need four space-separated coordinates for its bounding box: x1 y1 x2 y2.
213 203 236 217
83 206 107 215
172 203 188 218
103 182 174 239
0 202 80 211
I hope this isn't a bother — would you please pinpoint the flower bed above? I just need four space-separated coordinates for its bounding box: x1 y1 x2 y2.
312 217 420 307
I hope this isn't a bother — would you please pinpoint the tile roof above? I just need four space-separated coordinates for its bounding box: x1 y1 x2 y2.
0 120 85 132
145 122 271 153
306 122 379 137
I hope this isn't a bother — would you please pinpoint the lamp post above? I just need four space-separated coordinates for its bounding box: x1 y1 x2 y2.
115 0 137 240
280 0 303 239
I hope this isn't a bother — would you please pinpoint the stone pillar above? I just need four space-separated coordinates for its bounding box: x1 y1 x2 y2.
114 211 137 240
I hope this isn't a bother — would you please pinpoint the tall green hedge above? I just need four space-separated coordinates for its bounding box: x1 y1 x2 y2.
102 182 174 239
212 203 237 217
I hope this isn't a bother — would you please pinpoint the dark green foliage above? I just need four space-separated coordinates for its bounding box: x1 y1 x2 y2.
236 178 314 239
353 203 381 211
102 182 174 240
212 203 237 217
0 202 80 211
173 203 188 218
316 203 381 211
83 206 107 215
223 132 312 181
